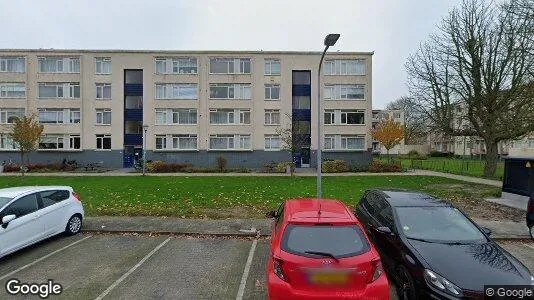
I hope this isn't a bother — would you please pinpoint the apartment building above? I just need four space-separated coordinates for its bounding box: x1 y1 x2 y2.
0 50 373 168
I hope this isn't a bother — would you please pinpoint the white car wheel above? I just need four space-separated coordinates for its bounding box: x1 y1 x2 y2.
65 215 82 235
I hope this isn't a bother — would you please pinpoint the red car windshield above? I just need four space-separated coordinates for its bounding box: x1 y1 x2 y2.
281 225 370 258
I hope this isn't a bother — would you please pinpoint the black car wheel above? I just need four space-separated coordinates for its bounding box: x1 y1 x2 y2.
396 266 417 300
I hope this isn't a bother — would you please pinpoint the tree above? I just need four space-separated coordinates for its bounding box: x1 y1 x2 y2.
9 115 44 173
406 0 534 177
386 96 429 144
371 117 405 159
276 113 309 154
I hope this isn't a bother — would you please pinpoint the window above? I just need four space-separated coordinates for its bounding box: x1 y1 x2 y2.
341 110 365 125
96 83 112 99
341 135 365 150
0 194 38 220
95 57 111 74
155 84 198 100
38 57 80 73
264 84 280 100
324 59 365 75
265 135 280 151
96 109 112 125
209 84 251 99
69 135 81 149
0 134 17 150
0 108 25 124
324 110 335 125
281 225 369 258
264 59 281 75
0 57 25 72
96 134 111 150
155 135 167 150
173 134 197 150
38 83 80 99
155 57 197 74
264 109 280 125
39 134 64 150
209 134 251 150
324 135 335 150
210 58 251 74
155 109 197 125
210 109 249 125
39 190 70 208
0 83 26 98
324 84 365 100
38 108 80 124
324 134 366 150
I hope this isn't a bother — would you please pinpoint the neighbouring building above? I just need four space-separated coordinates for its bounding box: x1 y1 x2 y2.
0 49 374 168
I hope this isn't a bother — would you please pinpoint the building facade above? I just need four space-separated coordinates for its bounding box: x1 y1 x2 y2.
0 50 373 168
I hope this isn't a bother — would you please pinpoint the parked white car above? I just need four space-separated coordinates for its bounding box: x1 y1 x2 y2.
0 186 84 258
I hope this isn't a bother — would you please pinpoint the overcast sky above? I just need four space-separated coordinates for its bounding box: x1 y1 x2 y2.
0 0 461 108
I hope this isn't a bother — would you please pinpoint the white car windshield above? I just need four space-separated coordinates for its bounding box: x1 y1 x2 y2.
396 206 487 244
0 197 13 209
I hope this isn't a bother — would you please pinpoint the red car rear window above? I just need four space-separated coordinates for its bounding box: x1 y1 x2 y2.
281 225 370 258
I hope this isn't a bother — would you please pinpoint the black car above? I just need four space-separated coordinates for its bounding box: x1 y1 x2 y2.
528 196 534 240
355 189 534 300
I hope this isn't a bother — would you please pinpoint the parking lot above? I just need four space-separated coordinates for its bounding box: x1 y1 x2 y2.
1 234 533 300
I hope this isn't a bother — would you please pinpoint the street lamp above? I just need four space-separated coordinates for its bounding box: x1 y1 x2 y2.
317 33 340 198
142 124 149 176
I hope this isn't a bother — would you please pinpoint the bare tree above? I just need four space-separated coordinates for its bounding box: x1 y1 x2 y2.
406 0 534 177
276 113 309 154
386 96 429 144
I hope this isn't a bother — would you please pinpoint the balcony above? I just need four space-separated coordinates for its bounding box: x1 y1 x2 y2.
124 109 143 121
124 134 143 146
292 85 311 96
124 84 143 96
292 109 311 121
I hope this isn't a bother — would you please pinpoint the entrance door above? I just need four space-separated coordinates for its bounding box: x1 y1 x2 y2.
123 146 135 168
301 147 310 167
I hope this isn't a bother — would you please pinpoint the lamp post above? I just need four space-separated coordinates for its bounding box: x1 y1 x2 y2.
317 33 340 199
142 124 149 176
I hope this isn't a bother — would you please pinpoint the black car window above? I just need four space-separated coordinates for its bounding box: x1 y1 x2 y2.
39 190 70 208
0 193 39 220
377 204 395 229
363 193 378 215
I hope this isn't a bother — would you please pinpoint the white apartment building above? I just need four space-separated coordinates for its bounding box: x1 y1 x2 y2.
0 50 373 168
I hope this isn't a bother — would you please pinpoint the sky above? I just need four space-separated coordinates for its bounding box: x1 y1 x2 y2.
0 0 462 109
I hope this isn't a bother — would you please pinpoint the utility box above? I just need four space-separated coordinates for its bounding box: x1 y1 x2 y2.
502 157 534 199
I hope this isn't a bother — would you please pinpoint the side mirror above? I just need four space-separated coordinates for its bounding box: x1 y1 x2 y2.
1 214 16 228
482 227 492 236
266 210 277 218
376 226 394 235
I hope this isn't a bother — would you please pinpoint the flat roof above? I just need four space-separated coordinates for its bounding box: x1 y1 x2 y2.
0 49 374 56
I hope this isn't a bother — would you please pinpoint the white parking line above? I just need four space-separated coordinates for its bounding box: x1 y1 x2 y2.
522 243 534 250
0 235 92 281
94 237 171 300
236 239 258 300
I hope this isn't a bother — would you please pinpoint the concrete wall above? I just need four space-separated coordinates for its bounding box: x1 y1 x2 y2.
147 150 292 168
0 150 123 168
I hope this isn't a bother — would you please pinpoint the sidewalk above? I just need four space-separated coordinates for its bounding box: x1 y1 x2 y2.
83 216 530 240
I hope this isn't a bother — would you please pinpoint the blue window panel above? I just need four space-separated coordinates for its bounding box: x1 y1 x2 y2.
292 109 311 121
124 84 143 96
124 134 143 146
124 109 143 121
292 85 311 96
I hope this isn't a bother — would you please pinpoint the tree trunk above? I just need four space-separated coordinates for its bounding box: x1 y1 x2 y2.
483 141 499 178
20 150 25 177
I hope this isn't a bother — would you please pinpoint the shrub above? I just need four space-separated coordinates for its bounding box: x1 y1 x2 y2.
262 161 278 173
322 160 349 173
216 156 227 172
2 162 76 173
349 164 369 172
275 161 295 174
368 160 403 173
407 150 420 158
147 161 193 173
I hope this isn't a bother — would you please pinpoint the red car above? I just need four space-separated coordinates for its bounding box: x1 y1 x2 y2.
266 199 390 300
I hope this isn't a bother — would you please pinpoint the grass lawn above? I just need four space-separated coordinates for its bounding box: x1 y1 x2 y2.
380 157 505 180
0 175 522 221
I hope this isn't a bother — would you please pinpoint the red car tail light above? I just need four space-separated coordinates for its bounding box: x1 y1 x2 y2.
273 257 288 282
368 258 383 283
72 192 81 202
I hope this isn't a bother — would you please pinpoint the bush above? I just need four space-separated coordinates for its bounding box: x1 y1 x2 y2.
275 161 295 173
2 162 76 173
262 161 278 173
368 160 403 173
407 150 420 158
429 151 455 158
147 161 193 173
216 156 227 172
322 160 349 173
349 164 369 172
